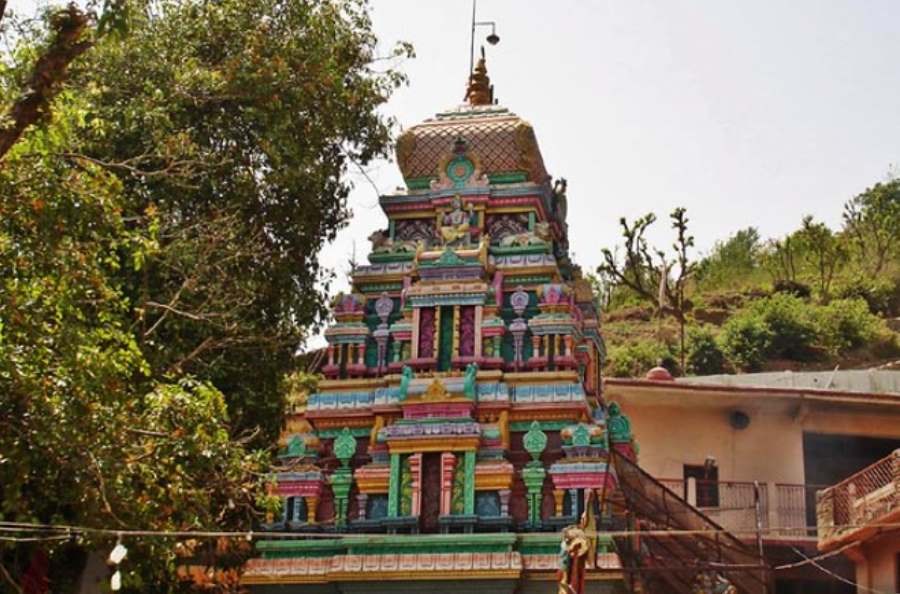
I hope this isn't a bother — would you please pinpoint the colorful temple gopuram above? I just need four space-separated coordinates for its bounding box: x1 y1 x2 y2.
242 57 768 594
240 55 630 593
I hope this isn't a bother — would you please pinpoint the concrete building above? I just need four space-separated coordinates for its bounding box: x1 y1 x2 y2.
604 369 900 593
817 448 899 594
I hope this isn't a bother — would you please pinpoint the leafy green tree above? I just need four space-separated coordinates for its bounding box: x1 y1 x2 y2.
685 326 726 375
605 340 678 378
0 3 93 158
816 298 885 355
695 227 760 290
761 236 799 284
843 177 900 275
63 0 411 443
719 314 772 372
795 215 847 300
750 293 819 360
0 0 408 591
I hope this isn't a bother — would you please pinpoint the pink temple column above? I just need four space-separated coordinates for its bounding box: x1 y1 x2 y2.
357 493 368 520
440 453 456 516
401 276 411 309
499 489 511 516
409 453 423 516
411 307 421 358
474 305 483 358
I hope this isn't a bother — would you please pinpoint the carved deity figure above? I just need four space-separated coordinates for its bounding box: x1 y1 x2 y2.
463 362 478 399
557 525 589 594
607 402 632 443
499 221 552 247
399 365 414 400
368 229 418 254
439 195 474 246
553 177 568 224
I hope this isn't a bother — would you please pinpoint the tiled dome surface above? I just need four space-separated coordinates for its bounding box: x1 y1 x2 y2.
396 104 548 183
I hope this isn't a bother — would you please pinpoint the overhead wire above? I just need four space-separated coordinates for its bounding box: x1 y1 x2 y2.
1 519 899 543
787 545 893 594
3 519 898 590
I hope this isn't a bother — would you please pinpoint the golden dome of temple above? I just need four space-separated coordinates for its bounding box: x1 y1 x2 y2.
395 58 548 188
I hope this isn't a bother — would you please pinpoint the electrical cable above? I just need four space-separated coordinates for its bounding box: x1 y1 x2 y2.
787 545 892 594
1 520 899 541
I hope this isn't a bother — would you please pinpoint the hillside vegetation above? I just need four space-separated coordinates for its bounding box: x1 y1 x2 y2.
595 175 900 378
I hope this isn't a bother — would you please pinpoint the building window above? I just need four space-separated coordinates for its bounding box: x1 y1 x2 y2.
684 463 720 508
475 491 501 517
283 496 307 523
366 495 388 520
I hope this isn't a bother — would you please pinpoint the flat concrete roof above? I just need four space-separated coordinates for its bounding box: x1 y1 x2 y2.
676 370 900 395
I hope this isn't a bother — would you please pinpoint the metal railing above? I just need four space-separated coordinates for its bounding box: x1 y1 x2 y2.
657 478 826 538
773 483 827 537
657 478 767 534
817 449 899 542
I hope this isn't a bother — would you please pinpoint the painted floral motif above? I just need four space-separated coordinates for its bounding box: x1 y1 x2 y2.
460 305 476 357
333 428 357 466
418 307 435 358
524 421 547 461
394 218 435 243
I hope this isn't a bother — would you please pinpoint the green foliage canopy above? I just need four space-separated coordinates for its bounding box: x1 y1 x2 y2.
0 0 408 591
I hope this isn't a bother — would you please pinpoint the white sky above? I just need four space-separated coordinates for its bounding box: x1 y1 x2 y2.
317 0 900 345
8 0 900 347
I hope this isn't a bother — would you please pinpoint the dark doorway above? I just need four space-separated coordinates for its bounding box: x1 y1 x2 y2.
684 463 720 508
437 306 454 371
420 452 442 533
802 432 900 529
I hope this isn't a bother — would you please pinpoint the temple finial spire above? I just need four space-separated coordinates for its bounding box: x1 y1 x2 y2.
465 47 493 106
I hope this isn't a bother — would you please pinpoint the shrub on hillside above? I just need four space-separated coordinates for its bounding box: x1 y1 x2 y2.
816 298 885 354
748 293 818 360
605 340 677 378
773 279 812 299
720 314 772 371
835 276 900 316
685 325 726 375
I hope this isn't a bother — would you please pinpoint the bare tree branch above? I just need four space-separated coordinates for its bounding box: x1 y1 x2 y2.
0 561 24 594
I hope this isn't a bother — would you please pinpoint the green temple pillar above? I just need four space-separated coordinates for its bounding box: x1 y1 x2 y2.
388 452 401 517
463 450 476 515
331 470 353 527
331 428 357 528
522 421 548 527
522 465 546 526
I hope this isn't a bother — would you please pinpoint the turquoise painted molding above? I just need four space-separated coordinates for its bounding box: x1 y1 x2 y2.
489 244 550 257
387 453 401 517
488 171 528 184
358 283 404 294
403 177 433 190
510 420 570 432
368 252 416 264
316 427 371 438
501 275 553 286
463 450 476 515
256 532 611 559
